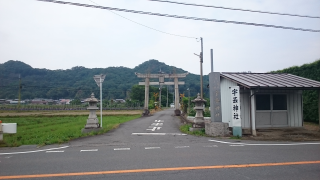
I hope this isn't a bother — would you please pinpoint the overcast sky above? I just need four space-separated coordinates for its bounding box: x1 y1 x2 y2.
0 0 319 75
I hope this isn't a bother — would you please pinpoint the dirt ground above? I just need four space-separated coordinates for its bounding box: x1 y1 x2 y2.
241 122 320 141
180 115 320 141
0 110 143 117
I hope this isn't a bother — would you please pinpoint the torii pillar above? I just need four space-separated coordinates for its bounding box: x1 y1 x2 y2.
174 77 180 115
144 77 150 115
135 72 188 116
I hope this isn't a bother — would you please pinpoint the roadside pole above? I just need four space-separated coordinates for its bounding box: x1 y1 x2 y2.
100 76 103 128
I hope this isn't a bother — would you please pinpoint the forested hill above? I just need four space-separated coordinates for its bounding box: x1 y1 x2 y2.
272 59 320 123
0 59 208 100
272 60 320 82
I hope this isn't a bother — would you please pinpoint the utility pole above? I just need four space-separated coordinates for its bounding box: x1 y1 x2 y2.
200 37 203 99
194 37 204 99
166 85 168 107
18 74 21 110
100 76 102 126
159 87 161 109
187 88 190 114
211 49 213 72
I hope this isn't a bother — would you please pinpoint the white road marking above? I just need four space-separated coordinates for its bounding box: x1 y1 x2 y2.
0 146 69 155
230 145 244 147
132 133 187 136
46 151 64 153
151 123 163 126
203 145 218 147
155 120 164 122
146 127 162 131
175 146 189 148
145 147 161 150
80 149 98 152
209 139 320 146
114 148 130 151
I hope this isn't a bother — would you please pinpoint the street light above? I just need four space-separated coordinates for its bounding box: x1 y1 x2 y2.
93 74 106 128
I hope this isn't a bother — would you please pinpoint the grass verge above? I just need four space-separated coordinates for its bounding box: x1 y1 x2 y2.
179 124 206 136
0 114 140 147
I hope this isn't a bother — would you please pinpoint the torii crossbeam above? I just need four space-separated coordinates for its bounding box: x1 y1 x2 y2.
135 72 188 116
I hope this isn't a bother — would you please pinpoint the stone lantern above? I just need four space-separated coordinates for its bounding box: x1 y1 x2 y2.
191 93 206 128
81 93 102 133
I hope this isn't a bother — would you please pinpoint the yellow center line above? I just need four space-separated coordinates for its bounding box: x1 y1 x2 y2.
1 160 319 179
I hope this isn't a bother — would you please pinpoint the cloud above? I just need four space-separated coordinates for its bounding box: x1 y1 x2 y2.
0 0 319 75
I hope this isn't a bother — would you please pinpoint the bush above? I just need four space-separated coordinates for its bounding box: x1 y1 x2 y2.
148 100 155 109
188 108 210 117
204 108 211 117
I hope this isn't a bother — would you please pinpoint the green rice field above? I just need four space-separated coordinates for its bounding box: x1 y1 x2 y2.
0 114 140 147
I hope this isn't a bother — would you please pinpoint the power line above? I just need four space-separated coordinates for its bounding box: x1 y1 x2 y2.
37 0 320 32
88 0 197 39
149 0 320 19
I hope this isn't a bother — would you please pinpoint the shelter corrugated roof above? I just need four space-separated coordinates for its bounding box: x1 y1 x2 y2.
220 73 320 90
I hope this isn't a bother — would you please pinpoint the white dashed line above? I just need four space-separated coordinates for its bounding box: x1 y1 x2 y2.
46 151 64 153
155 120 164 122
145 147 160 150
230 145 244 147
203 145 218 147
175 146 189 148
80 149 98 152
146 127 162 131
151 123 163 126
114 148 130 151
0 146 69 155
132 133 187 136
209 139 320 146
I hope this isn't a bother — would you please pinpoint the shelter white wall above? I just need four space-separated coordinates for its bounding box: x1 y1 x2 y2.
220 77 303 129
220 77 237 126
287 90 303 127
256 89 303 127
240 91 250 129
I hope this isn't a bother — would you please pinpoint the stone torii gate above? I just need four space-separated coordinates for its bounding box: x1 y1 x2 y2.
135 72 188 116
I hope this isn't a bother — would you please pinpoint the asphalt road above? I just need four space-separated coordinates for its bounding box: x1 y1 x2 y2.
0 109 320 180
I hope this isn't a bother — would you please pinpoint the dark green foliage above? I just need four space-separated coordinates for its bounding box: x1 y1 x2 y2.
182 97 189 113
203 108 211 117
187 108 211 117
0 60 209 101
179 124 206 136
70 98 81 105
272 59 320 123
130 85 146 102
130 84 174 107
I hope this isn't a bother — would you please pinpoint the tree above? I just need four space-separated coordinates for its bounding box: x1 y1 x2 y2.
130 85 145 102
70 98 81 105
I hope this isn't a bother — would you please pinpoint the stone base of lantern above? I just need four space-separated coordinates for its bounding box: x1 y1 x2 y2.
84 118 100 128
81 127 103 134
82 118 102 133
